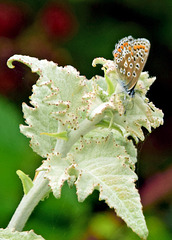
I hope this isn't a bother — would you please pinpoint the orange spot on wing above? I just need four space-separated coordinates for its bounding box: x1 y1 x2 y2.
136 45 143 49
120 45 124 49
114 53 118 58
118 48 122 53
123 42 128 46
133 45 137 50
128 46 131 51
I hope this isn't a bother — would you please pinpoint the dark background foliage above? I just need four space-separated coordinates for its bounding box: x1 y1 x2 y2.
0 0 172 239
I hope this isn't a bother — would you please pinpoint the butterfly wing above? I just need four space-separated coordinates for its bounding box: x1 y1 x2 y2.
128 38 150 91
113 36 150 95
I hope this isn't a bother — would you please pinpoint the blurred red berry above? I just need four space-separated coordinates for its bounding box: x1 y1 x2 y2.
0 2 26 38
41 3 77 39
0 67 22 94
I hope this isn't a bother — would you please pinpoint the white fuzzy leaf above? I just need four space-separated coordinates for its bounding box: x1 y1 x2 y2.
7 55 89 157
7 54 164 240
71 136 148 239
0 228 45 240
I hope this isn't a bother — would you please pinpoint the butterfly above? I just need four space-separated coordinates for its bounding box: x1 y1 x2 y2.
112 36 150 96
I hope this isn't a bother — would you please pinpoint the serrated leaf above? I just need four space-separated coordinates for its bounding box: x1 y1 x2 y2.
111 93 163 142
0 228 45 240
92 58 164 142
42 134 147 239
84 128 137 169
39 153 72 198
7 54 164 240
72 136 148 239
7 55 163 155
7 55 90 157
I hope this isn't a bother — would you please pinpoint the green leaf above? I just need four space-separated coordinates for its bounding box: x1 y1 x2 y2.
16 170 33 195
0 228 45 240
105 72 115 95
40 131 68 141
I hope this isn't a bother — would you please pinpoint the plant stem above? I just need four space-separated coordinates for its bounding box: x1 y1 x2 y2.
7 172 50 231
7 108 104 231
55 112 105 156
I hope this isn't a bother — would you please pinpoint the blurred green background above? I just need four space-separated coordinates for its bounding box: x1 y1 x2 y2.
0 0 172 239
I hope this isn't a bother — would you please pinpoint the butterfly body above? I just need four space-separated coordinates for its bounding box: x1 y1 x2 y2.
113 36 150 96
